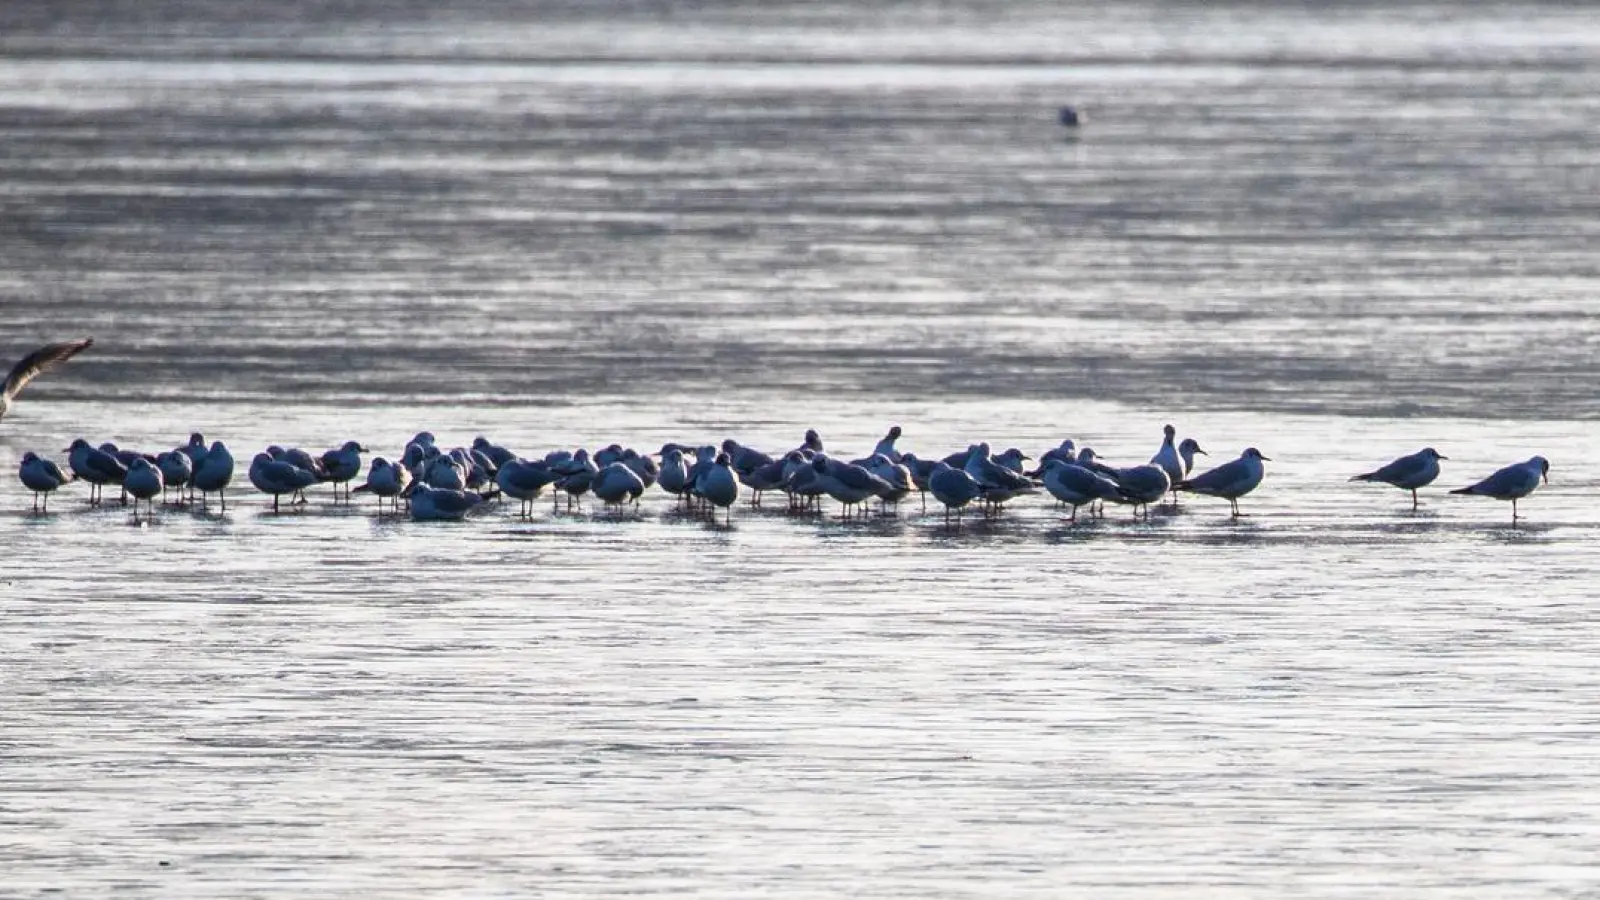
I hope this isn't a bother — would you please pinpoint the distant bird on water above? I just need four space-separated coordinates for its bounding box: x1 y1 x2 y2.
1 338 94 422
1059 106 1082 127
1350 448 1447 509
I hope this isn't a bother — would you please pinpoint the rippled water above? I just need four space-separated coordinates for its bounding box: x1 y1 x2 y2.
5 2 1600 896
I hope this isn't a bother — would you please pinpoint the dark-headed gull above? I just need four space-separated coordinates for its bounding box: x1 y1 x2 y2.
19 451 74 512
1175 448 1270 517
1450 456 1548 523
1350 448 1446 510
124 458 164 522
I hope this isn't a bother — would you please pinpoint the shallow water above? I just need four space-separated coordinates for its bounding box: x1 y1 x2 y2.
5 2 1600 897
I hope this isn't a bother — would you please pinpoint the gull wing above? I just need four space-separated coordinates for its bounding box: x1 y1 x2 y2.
3 338 94 403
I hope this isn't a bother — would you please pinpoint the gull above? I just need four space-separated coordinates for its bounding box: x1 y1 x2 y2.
155 450 193 505
797 429 824 455
423 453 468 491
621 449 658 489
404 483 487 522
870 425 904 464
1175 448 1270 517
1150 426 1207 503
1350 448 1447 509
66 438 127 505
898 452 937 512
812 457 893 520
594 443 626 468
1 338 93 423
451 447 493 492
249 452 319 513
179 433 208 498
992 447 1032 474
1040 459 1124 522
268 445 325 504
472 436 517 469
941 444 979 468
281 447 330 482
123 458 164 523
1175 438 1207 502
928 462 984 525
593 461 646 510
1109 463 1171 520
963 443 1035 513
683 445 718 505
1150 424 1185 485
1450 456 1549 523
1027 440 1077 477
353 456 411 514
696 452 741 524
657 448 693 506
742 454 791 507
862 454 914 512
721 439 774 478
18 451 74 512
551 448 598 512
783 455 826 513
192 441 235 511
319 441 369 502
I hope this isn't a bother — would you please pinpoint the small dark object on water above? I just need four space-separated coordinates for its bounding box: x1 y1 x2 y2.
1059 106 1082 127
159 861 170 867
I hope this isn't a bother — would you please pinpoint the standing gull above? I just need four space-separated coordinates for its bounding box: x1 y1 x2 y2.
1175 448 1270 517
1350 448 1447 510
1039 459 1124 522
123 457 164 522
1 338 93 422
192 441 235 511
1109 463 1171 520
696 452 741 524
19 452 74 512
1151 426 1206 504
1450 456 1549 523
66 438 127 505
928 462 984 525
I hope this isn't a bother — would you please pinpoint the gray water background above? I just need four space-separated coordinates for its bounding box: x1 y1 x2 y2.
3 2 1600 896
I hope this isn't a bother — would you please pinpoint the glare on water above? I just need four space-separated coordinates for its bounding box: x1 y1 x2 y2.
5 0 1600 896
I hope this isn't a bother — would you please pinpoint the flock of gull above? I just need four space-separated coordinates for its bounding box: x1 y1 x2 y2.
13 425 1553 526
2 338 1556 526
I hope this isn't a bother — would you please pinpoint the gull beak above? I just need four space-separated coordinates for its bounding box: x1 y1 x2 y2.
1196 449 1209 456
1543 472 1550 485
1260 455 1273 462
1437 455 1449 461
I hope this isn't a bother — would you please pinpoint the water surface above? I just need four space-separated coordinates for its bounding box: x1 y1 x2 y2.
4 2 1600 896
